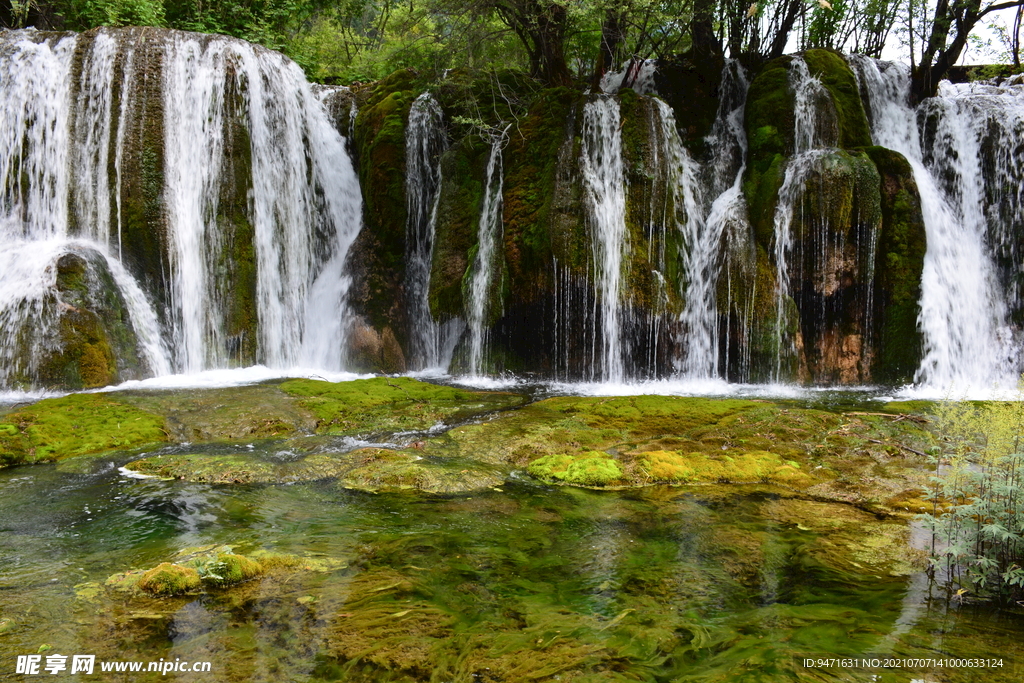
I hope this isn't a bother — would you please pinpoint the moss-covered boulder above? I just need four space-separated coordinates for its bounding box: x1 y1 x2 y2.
278 376 526 435
104 545 344 598
0 392 168 468
3 248 153 391
801 49 872 149
429 135 492 321
346 69 423 369
135 563 203 596
863 146 926 383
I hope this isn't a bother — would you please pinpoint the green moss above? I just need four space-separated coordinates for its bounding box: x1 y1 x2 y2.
349 71 419 343
638 449 811 486
205 553 264 586
117 49 169 312
744 56 795 179
123 451 378 484
802 50 873 149
278 376 525 435
429 135 490 319
136 563 202 597
0 393 168 468
528 451 623 486
337 448 505 494
218 88 259 363
415 394 933 509
502 87 583 303
862 146 926 384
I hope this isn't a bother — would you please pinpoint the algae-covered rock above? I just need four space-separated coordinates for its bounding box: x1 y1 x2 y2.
136 563 202 596
278 376 525 435
105 546 343 598
124 451 359 484
411 394 932 509
528 451 623 486
337 448 505 494
0 393 168 468
801 49 873 149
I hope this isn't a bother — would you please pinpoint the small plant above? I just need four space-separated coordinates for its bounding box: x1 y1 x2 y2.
922 396 1024 603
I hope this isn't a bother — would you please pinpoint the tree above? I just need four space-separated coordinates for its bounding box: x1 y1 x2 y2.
911 0 1024 101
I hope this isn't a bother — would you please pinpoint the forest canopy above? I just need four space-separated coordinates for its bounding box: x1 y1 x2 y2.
3 0 1024 99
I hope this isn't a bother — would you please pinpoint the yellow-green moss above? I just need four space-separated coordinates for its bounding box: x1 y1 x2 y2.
638 449 812 486
136 563 202 596
278 376 525 435
0 393 168 468
528 450 623 486
204 553 264 586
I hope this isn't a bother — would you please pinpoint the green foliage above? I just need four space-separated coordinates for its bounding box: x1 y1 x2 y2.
923 398 1024 602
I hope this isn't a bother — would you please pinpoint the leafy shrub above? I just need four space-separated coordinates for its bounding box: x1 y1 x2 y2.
922 398 1024 602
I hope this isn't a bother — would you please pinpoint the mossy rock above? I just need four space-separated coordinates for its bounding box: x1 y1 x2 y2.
412 394 933 510
528 451 623 486
347 70 421 353
802 50 872 150
123 451 363 484
0 393 168 468
745 56 795 179
337 448 506 494
105 545 343 598
9 249 151 391
203 553 264 586
278 376 526 435
429 135 491 319
862 146 926 384
136 563 202 597
113 383 317 442
637 449 812 486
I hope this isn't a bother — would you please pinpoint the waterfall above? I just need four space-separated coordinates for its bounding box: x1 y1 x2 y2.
790 56 830 154
0 27 362 389
852 56 1016 390
581 97 628 382
466 131 507 377
0 30 171 386
770 150 828 381
404 92 449 370
678 60 751 379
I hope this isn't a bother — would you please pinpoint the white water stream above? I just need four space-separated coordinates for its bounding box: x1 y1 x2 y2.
852 56 1017 392
466 130 508 377
0 28 362 388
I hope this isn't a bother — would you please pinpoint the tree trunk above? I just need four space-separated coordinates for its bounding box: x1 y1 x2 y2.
591 10 625 92
691 0 723 60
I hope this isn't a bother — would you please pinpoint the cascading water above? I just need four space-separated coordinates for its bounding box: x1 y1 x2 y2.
852 56 1017 390
465 131 507 377
678 60 751 379
0 30 171 386
0 27 362 389
770 150 828 381
404 92 450 370
581 97 628 383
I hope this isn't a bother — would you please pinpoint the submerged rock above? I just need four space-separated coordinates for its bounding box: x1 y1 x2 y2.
104 545 345 598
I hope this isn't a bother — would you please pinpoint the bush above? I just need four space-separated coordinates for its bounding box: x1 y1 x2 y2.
922 398 1024 602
